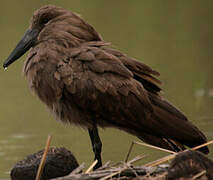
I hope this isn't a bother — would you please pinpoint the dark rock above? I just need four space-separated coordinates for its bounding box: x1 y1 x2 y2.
167 150 213 180
11 147 79 180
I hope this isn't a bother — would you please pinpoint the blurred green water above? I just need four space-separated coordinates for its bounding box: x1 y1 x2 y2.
0 0 213 179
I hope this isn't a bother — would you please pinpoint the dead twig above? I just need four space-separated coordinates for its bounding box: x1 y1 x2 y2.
98 161 111 170
192 170 206 179
134 141 176 154
35 135 52 180
191 140 213 151
69 163 85 175
144 154 176 167
100 155 145 180
125 141 176 162
145 140 213 167
125 141 135 162
85 160 98 173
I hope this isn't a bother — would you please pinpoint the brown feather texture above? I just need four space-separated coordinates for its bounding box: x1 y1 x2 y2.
8 5 209 154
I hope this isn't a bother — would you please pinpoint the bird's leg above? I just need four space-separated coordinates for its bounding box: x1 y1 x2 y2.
88 126 102 170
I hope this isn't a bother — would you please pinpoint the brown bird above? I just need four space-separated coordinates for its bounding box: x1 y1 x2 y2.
3 5 209 169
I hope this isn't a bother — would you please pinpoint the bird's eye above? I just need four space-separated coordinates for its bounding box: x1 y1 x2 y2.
41 18 49 25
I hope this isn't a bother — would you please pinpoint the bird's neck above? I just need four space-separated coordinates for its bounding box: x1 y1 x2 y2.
37 19 103 48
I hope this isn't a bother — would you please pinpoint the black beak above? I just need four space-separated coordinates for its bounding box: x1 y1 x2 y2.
3 28 39 68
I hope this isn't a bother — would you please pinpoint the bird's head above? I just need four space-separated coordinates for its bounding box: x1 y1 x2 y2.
3 5 102 68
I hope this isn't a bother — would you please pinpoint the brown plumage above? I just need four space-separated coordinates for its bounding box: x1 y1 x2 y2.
3 5 209 168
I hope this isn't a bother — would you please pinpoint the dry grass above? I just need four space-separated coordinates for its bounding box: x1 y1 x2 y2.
35 136 213 180
35 135 52 180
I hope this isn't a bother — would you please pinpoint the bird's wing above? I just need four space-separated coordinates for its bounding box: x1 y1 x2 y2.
55 44 154 127
103 47 208 153
55 43 208 153
103 47 162 94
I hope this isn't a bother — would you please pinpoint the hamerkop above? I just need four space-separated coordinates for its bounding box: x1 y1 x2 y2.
3 5 209 169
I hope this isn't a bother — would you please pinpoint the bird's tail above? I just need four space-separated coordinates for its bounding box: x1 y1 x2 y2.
139 94 209 154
